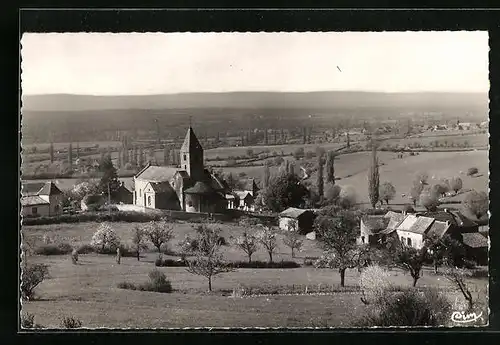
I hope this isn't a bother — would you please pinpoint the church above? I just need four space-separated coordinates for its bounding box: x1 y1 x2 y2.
133 127 228 213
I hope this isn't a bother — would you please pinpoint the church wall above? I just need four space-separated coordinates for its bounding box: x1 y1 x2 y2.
134 179 150 207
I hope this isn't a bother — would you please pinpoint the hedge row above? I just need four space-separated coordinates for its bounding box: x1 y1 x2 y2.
22 211 164 226
154 258 300 269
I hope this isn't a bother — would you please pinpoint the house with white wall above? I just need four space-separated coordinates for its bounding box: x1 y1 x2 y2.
21 181 63 217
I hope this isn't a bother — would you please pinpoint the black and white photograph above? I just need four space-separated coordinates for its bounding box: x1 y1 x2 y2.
19 31 489 329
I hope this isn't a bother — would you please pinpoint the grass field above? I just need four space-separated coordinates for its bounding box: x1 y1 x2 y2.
22 221 489 328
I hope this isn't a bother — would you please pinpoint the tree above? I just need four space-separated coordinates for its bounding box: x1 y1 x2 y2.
257 227 278 263
68 143 73 168
317 155 324 201
324 183 341 205
262 165 271 189
379 182 396 205
394 243 428 287
467 167 479 176
143 219 174 259
49 142 54 163
97 155 121 197
325 151 336 184
338 186 357 210
235 231 259 263
462 190 489 219
420 189 440 211
185 225 235 292
410 181 424 207
430 183 449 199
21 264 49 300
449 176 463 194
131 226 148 261
424 234 464 273
260 172 309 212
90 223 121 253
314 210 362 287
444 266 475 312
283 222 303 258
368 146 380 208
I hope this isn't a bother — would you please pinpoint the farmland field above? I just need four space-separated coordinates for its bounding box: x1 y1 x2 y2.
22 221 488 328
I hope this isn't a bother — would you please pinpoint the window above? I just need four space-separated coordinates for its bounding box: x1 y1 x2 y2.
407 238 412 247
184 165 187 170
139 189 142 197
361 236 365 244
183 154 187 160
148 196 151 206
31 207 37 215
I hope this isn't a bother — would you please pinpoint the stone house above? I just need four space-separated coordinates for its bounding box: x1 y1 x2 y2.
279 207 316 234
21 181 63 217
133 127 227 213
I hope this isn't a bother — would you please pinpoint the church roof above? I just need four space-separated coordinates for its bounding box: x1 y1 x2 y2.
184 181 215 195
180 127 203 153
147 181 174 194
135 164 178 182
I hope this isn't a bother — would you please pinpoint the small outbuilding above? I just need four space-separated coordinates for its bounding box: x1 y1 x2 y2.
279 207 316 234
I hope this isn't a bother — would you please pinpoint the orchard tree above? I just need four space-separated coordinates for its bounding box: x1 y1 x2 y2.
462 190 489 219
185 225 235 292
143 219 174 259
379 182 396 205
257 227 278 263
368 146 380 208
394 242 428 287
338 185 357 210
283 221 303 258
410 181 424 207
449 176 463 194
235 231 259 263
314 210 362 287
424 234 465 273
131 226 148 261
420 189 440 211
91 223 121 253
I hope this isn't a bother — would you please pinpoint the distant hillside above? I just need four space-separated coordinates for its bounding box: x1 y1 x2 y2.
22 91 489 112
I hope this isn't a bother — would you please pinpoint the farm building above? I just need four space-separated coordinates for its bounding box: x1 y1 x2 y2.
21 181 63 217
111 182 133 204
358 215 390 245
133 127 227 213
461 232 488 266
235 191 255 212
279 207 316 234
230 178 259 211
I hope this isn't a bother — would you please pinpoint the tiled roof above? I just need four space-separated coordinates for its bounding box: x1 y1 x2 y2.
148 181 174 194
21 182 46 196
361 215 390 233
407 216 435 235
280 207 311 219
184 181 215 195
21 195 50 206
462 232 488 248
180 127 203 153
136 165 179 182
418 210 477 228
426 220 450 238
385 212 406 230
38 181 62 195
396 214 419 231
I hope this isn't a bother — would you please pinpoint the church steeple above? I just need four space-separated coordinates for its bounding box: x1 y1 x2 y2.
180 127 204 181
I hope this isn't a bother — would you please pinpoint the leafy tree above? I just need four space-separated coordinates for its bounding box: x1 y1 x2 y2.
90 223 121 253
317 155 324 201
430 183 448 199
449 176 463 194
131 226 148 261
235 231 259 263
185 225 235 292
424 234 464 273
324 183 341 205
224 172 237 191
339 186 357 210
462 190 489 219
97 155 121 197
257 227 278 263
143 219 174 259
21 264 49 300
394 243 428 287
368 146 380 208
315 146 325 159
410 181 424 207
419 189 440 211
314 210 361 286
163 145 170 165
325 151 336 184
260 172 309 212
379 182 396 205
283 221 303 258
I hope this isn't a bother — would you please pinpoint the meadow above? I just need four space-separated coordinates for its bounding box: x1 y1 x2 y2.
22 221 489 328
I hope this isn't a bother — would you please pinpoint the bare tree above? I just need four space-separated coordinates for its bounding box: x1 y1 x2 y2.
257 227 278 263
444 266 474 311
283 221 303 258
131 225 148 261
143 219 174 259
185 225 235 292
235 231 259 263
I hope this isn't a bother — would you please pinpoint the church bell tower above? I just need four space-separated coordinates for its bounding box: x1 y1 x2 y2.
180 127 204 181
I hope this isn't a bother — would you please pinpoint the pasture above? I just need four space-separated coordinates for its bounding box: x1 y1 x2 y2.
22 221 488 328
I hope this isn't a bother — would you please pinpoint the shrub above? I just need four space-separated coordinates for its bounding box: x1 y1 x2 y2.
61 316 82 329
359 265 393 305
117 281 137 290
76 244 95 254
155 258 187 267
139 270 173 293
34 242 73 256
358 288 452 327
21 264 49 300
231 260 300 269
21 313 35 328
467 167 479 176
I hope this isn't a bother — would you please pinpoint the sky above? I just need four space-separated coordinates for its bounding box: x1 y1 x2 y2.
21 31 489 95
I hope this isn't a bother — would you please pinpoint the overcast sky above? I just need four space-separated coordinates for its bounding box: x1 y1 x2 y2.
21 31 489 95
